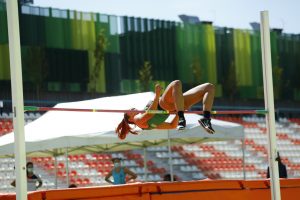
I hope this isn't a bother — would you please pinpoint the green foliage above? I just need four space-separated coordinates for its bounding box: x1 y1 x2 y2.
190 58 202 84
139 61 153 92
273 66 283 99
23 46 48 99
223 60 238 100
90 29 109 95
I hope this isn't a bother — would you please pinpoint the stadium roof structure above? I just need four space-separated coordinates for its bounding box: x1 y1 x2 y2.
0 92 244 157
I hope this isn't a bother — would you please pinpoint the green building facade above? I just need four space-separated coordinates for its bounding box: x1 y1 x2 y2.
1 2 300 100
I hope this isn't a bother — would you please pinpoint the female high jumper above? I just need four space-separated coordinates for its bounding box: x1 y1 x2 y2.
116 80 215 140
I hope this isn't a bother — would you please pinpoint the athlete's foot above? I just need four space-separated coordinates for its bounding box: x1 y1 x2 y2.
177 118 186 130
198 118 215 134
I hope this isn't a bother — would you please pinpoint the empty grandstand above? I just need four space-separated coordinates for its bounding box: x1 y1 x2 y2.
1 112 300 192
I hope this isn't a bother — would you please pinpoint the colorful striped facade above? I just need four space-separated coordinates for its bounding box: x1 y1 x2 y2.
0 3 299 100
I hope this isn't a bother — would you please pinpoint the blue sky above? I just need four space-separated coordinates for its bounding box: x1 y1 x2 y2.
34 0 300 34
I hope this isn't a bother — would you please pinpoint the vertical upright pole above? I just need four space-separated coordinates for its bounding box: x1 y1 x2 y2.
143 148 148 181
260 11 281 200
65 149 70 187
0 101 3 114
54 156 58 189
167 131 174 181
6 1 28 200
242 138 246 180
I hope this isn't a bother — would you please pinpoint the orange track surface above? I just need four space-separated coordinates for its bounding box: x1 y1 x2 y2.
1 179 300 200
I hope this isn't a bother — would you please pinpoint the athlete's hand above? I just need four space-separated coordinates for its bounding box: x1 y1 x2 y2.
155 84 162 96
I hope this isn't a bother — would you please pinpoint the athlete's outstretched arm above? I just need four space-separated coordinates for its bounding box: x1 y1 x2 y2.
134 84 162 125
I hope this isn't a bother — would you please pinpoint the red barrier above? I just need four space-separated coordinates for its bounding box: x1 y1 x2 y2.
0 191 41 200
1 179 300 200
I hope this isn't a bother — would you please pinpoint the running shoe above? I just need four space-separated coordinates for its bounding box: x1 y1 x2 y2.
198 118 215 134
177 118 186 130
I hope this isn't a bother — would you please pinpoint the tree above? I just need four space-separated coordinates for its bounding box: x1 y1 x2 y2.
90 29 109 96
273 66 283 99
139 61 153 92
190 57 202 85
223 60 238 100
23 46 48 100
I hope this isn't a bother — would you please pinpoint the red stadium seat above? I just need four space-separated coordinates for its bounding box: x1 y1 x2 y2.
58 162 65 169
75 178 83 185
82 178 90 185
69 170 77 177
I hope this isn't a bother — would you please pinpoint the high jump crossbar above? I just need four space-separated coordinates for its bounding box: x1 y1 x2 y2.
24 106 268 115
